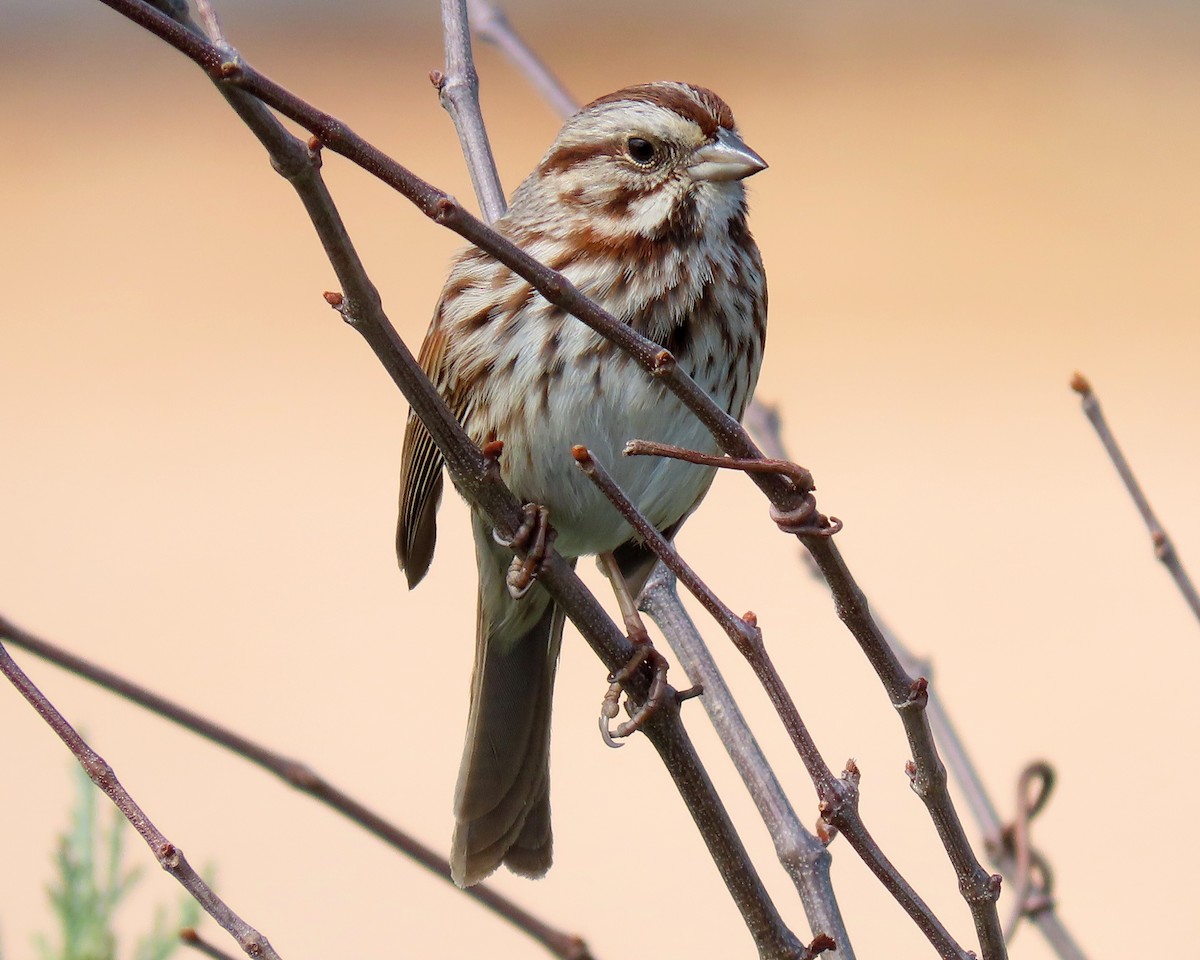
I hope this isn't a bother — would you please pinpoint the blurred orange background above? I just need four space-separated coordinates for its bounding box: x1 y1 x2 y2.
2 2 1198 958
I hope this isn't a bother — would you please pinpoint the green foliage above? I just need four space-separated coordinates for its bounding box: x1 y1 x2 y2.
28 765 201 960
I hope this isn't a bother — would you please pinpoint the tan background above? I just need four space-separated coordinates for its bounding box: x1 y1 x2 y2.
2 2 1198 958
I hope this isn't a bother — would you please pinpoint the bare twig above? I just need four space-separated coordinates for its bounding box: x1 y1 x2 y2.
639 568 853 960
1001 763 1056 943
467 0 579 120
181 928 239 960
755 409 1088 960
742 399 788 461
192 0 224 44
576 447 761 646
0 638 282 960
624 437 814 489
0 614 595 960
624 438 1004 956
436 0 507 221
87 4 808 955
575 448 969 960
1071 372 1200 624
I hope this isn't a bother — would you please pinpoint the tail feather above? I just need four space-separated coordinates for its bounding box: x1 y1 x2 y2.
450 515 567 887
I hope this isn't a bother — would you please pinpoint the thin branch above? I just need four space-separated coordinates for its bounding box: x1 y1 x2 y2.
638 570 853 960
755 408 1087 960
86 5 808 955
1001 763 1055 942
1071 372 1200 624
436 0 507 221
467 0 579 120
0 638 281 960
576 448 968 960
0 614 595 960
181 929 239 960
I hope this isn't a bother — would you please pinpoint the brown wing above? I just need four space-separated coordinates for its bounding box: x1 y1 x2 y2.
396 324 452 588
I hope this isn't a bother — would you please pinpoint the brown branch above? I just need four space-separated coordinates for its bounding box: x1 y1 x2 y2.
0 614 594 960
0 637 282 960
755 410 1087 960
82 4 807 956
1071 372 1200 624
575 448 968 960
626 433 1005 957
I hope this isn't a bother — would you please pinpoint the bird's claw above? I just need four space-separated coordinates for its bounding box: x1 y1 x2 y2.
598 641 670 747
493 503 554 600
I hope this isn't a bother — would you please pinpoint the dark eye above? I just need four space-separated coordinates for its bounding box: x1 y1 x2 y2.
626 137 657 165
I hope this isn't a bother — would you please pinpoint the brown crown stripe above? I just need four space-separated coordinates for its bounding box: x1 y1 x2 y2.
584 83 735 138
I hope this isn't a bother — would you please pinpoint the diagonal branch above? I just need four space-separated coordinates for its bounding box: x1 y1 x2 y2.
638 569 853 959
0 637 282 960
0 613 595 960
576 448 968 960
468 0 579 120
1071 372 1200 624
754 407 1091 960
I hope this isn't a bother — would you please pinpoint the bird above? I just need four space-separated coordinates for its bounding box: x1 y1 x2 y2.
397 81 768 887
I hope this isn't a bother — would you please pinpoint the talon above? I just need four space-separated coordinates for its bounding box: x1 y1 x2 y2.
493 502 536 548
596 642 670 745
494 504 554 599
770 497 841 538
599 684 624 748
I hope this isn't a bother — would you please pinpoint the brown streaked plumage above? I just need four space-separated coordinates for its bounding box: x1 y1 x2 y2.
398 81 768 887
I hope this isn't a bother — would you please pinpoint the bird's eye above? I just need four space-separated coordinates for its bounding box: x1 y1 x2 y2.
626 137 657 165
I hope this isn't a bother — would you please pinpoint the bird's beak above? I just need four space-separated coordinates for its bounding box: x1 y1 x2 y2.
687 128 768 182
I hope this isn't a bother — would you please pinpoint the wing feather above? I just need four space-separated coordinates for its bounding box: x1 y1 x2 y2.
397 323 453 588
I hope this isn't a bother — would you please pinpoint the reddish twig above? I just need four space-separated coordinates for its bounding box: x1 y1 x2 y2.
1071 372 1200 624
576 446 761 647
0 637 282 960
622 439 841 538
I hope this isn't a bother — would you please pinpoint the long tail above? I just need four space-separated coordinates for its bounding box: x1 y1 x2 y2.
451 513 567 887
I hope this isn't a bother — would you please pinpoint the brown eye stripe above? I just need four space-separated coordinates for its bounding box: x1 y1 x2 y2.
539 139 621 175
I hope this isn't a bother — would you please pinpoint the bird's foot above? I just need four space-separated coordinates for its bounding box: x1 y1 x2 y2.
599 638 670 748
493 503 554 599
